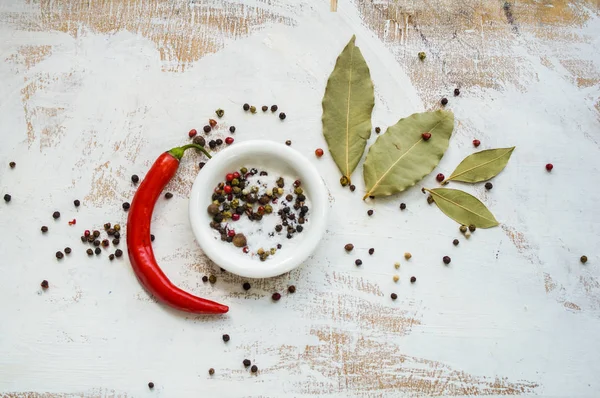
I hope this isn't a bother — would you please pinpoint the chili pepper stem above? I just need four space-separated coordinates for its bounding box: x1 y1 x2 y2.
169 144 212 160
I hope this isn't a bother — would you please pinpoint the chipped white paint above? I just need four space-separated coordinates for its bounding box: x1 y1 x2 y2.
1 0 600 396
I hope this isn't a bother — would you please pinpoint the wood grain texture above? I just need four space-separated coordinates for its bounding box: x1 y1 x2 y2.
1 0 600 396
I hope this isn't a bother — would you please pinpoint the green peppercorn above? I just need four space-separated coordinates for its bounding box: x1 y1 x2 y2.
250 106 257 113
459 225 468 233
418 51 426 60
340 176 349 187
209 275 216 284
114 224 121 231
427 195 434 204
469 224 476 232
233 187 241 194
240 167 248 174
270 248 276 255
294 187 303 195
231 178 239 186
581 256 588 264
216 108 224 118
264 204 273 214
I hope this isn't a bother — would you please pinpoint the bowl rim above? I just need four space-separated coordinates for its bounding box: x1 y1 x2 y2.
189 140 328 278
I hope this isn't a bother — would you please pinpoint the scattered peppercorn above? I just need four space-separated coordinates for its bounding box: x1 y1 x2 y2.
368 248 374 255
150 234 155 242
9 162 16 168
115 249 123 257
355 259 362 266
188 129 197 138
485 182 493 190
349 184 356 192
399 203 406 210
581 256 588 264
375 127 381 134
114 224 121 231
199 162 206 169
546 163 553 171
288 285 296 293
272 292 281 301
454 88 460 96
393 275 399 282
243 282 251 290
164 192 173 199
465 231 472 239
148 382 154 389
243 103 250 111
278 112 286 120
208 119 217 128
41 280 49 289
243 359 251 367
52 211 60 219
472 140 481 148
394 262 400 269
344 243 354 252
233 233 247 248
193 136 206 147
404 252 412 260
251 365 258 373
93 230 101 238
73 199 81 207
41 226 48 233
410 276 416 283
209 368 215 376
285 140 291 146
315 148 324 157
453 239 459 246
64 247 71 254
422 132 431 141
225 137 234 145
109 254 115 261
391 293 398 300
443 256 451 264
418 51 426 60
260 105 268 112
94 247 101 255
86 248 93 255
112 238 120 245
222 334 230 342
209 275 217 284
441 98 448 106
249 106 256 114
93 239 100 247
459 225 468 233
203 125 211 133
122 202 130 211
55 251 63 259
427 195 434 204
469 224 476 232
216 109 224 118
367 209 373 216
436 173 445 182
215 138 223 146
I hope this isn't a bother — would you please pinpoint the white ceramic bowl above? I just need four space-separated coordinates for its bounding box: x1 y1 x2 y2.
189 140 328 278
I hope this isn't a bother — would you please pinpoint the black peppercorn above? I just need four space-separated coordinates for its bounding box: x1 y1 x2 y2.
229 126 236 133
95 247 101 255
288 285 296 293
74 199 80 207
251 365 258 373
285 140 291 146
9 161 16 168
150 234 155 242
115 249 123 257
56 251 64 259
367 209 373 216
441 97 448 106
203 125 211 133
164 192 173 199
41 226 48 233
209 140 217 149
243 103 250 111
272 292 281 301
222 334 230 342
375 127 381 133
271 105 278 112
410 276 416 283
400 203 406 210
243 359 251 367
86 248 93 256
243 282 251 290
368 248 374 255
391 293 398 300
193 136 206 147
469 224 476 232
261 105 268 112
148 382 154 389
216 138 223 146
349 184 356 192
64 247 71 254
453 239 459 246
41 280 49 289
581 255 588 264
355 259 362 266
296 225 303 233
131 174 139 183
443 256 451 264
199 162 206 169
485 182 493 190
112 238 119 245
109 254 115 261
104 222 111 230
209 368 215 375
122 202 130 211
454 88 460 96
3 194 11 202
201 275 208 283
93 239 100 247
52 211 60 219
279 112 286 120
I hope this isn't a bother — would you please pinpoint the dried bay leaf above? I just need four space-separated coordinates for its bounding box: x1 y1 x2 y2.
363 110 454 199
322 35 374 184
446 147 515 183
425 188 499 228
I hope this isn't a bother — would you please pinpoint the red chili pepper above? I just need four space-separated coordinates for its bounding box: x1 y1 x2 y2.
68 219 76 225
127 144 229 314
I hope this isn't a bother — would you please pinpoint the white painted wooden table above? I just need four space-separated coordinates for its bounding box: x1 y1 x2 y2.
1 0 600 397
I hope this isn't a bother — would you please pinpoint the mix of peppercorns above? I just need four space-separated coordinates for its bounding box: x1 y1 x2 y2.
207 167 309 261
79 222 124 260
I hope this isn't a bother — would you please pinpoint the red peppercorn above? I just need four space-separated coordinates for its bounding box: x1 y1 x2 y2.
84 230 90 237
223 185 232 194
226 173 234 182
315 148 324 158
232 214 240 221
188 129 197 138
232 171 240 179
225 137 234 145
473 139 480 147
546 163 553 172
422 132 431 141
243 246 249 253
228 230 236 238
272 292 281 301
436 173 445 182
